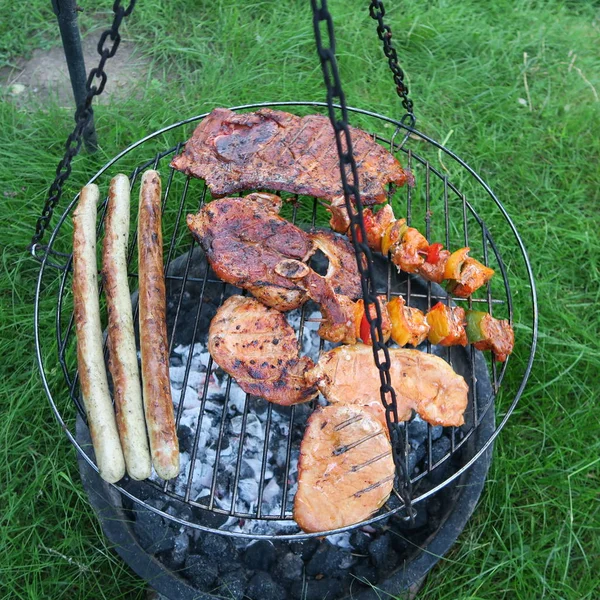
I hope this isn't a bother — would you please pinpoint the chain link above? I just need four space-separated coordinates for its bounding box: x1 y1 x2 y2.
369 0 415 127
310 0 413 514
30 0 137 257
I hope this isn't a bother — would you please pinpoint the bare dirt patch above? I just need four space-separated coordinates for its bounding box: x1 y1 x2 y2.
0 35 151 109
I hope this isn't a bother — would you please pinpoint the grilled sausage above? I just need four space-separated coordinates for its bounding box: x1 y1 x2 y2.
72 184 126 483
103 174 152 481
138 170 180 480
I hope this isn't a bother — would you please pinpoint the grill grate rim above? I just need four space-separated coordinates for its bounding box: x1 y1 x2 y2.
35 102 537 540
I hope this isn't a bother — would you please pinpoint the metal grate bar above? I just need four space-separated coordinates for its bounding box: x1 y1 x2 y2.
280 404 297 518
461 193 479 429
184 281 229 503
207 377 234 511
229 389 252 514
256 403 274 518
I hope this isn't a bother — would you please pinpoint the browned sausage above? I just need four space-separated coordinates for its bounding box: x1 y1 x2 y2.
103 174 152 480
137 170 180 479
73 184 126 483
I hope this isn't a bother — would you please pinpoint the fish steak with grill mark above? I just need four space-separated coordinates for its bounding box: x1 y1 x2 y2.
306 345 469 427
294 404 395 533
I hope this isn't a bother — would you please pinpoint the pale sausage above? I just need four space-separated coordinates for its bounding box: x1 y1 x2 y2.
103 174 152 480
73 184 126 483
137 170 180 479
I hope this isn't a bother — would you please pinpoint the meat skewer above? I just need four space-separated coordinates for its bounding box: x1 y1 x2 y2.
138 170 180 480
72 184 126 483
171 108 413 204
327 201 494 296
103 174 152 480
316 294 514 362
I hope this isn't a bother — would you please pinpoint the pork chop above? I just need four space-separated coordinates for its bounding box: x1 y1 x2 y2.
293 404 395 533
187 193 313 311
208 295 318 405
171 108 412 204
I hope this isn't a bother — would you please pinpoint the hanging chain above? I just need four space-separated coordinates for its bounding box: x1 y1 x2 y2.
310 0 413 515
369 0 415 128
29 0 137 260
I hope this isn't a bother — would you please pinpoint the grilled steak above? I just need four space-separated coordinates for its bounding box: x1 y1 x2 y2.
187 193 313 311
208 295 318 405
305 345 469 427
188 193 361 313
294 404 395 533
171 108 412 204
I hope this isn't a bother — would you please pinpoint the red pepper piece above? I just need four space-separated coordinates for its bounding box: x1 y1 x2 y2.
426 243 444 264
359 311 371 344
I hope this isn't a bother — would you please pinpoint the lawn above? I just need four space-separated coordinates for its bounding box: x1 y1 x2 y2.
1 0 599 598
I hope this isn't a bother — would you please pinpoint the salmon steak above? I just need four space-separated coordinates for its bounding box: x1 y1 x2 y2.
171 108 412 204
208 295 318 406
305 345 469 427
293 404 395 533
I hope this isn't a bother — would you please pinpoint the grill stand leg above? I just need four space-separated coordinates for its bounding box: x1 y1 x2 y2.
51 0 98 152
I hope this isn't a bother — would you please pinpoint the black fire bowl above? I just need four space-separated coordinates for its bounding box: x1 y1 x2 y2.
74 246 495 599
76 406 493 600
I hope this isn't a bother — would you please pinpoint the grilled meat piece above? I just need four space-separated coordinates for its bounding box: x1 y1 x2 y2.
305 345 469 427
387 296 430 347
274 260 358 344
309 229 361 299
427 302 468 346
390 226 429 274
208 296 318 405
470 313 514 362
417 249 451 284
293 404 395 533
327 195 352 234
171 108 412 204
452 257 495 297
187 193 313 311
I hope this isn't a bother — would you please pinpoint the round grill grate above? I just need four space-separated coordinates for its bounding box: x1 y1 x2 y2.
34 102 537 540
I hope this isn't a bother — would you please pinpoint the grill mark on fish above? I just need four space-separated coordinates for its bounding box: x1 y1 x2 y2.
352 475 396 498
333 414 364 431
332 430 384 456
350 450 393 472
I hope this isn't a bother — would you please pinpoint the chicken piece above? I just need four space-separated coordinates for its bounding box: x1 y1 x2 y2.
309 230 361 300
390 227 429 274
417 249 451 284
208 296 318 405
305 345 469 427
293 404 395 533
467 312 515 362
427 302 468 346
387 296 430 347
171 108 412 204
327 195 352 234
451 257 495 297
187 193 313 311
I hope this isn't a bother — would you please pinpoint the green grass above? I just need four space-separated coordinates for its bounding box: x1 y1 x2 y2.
1 0 599 598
